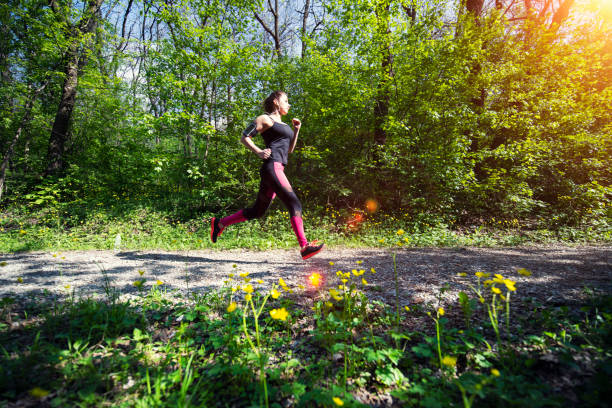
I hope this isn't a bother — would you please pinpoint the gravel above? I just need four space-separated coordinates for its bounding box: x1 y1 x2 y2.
1 245 610 306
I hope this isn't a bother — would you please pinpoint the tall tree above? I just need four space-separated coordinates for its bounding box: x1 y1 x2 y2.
46 0 105 175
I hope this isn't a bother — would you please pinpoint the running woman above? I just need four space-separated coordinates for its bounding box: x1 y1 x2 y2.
210 91 324 260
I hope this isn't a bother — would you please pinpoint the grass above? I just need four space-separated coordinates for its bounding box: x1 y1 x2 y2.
1 199 610 253
1 259 610 407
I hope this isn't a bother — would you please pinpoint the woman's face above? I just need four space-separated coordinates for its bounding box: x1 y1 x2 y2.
276 94 290 116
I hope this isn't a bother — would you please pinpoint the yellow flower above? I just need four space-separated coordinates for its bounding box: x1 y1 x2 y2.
356 260 363 265
492 287 501 295
242 284 254 294
438 307 445 316
491 368 501 377
336 271 343 277
404 237 409 243
483 279 493 286
138 269 145 276
64 284 70 289
353 269 365 276
397 229 405 235
279 277 287 287
494 274 503 280
298 284 305 290
17 277 23 283
370 268 376 274
458 272 467 277
227 302 237 313
269 307 289 321
503 279 516 291
404 306 410 312
378 238 385 243
518 268 532 277
256 279 264 284
19 229 26 235
341 278 348 284
156 279 163 286
441 355 457 367
231 287 238 293
28 387 50 398
361 278 368 285
133 280 143 288
329 261 335 266
325 301 333 308
245 294 252 301
52 254 57 258
228 273 235 278
333 397 344 406
329 289 343 301
239 272 250 278
271 289 281 299
475 271 490 278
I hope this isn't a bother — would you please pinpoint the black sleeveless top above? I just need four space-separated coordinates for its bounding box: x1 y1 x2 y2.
261 120 294 165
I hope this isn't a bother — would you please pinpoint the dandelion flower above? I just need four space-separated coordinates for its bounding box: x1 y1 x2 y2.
227 302 237 313
242 284 254 294
397 229 405 235
245 294 252 301
438 307 445 316
256 279 264 284
353 269 365 276
309 273 322 287
270 307 289 321
491 368 501 377
271 289 281 299
356 260 363 265
458 272 467 277
492 287 501 294
64 285 70 289
361 278 368 285
517 268 532 277
494 274 503 280
239 272 250 278
333 397 344 406
483 279 493 286
329 261 335 266
404 306 410 312
156 279 163 286
370 268 376 273
279 277 287 287
475 271 490 278
441 355 457 367
228 273 235 278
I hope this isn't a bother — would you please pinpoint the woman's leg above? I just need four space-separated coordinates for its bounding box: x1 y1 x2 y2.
267 162 309 248
210 173 275 243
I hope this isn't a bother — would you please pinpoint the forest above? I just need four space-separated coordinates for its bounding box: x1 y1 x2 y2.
0 0 610 251
1 1 611 407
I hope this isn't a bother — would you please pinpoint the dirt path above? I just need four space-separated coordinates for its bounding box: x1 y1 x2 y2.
1 245 610 307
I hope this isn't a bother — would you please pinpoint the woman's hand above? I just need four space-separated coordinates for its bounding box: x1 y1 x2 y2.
292 118 301 132
258 148 271 160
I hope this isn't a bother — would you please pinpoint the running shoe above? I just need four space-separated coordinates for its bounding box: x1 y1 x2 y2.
300 241 324 260
210 217 224 243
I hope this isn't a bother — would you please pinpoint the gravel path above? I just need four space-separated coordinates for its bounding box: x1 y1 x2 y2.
1 245 611 306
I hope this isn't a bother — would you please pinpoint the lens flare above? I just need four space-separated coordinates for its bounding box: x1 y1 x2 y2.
308 272 323 288
365 199 379 213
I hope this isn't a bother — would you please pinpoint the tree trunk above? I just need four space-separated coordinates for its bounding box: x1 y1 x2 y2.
1 81 48 200
373 2 393 147
46 47 79 174
301 0 311 58
46 0 104 175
